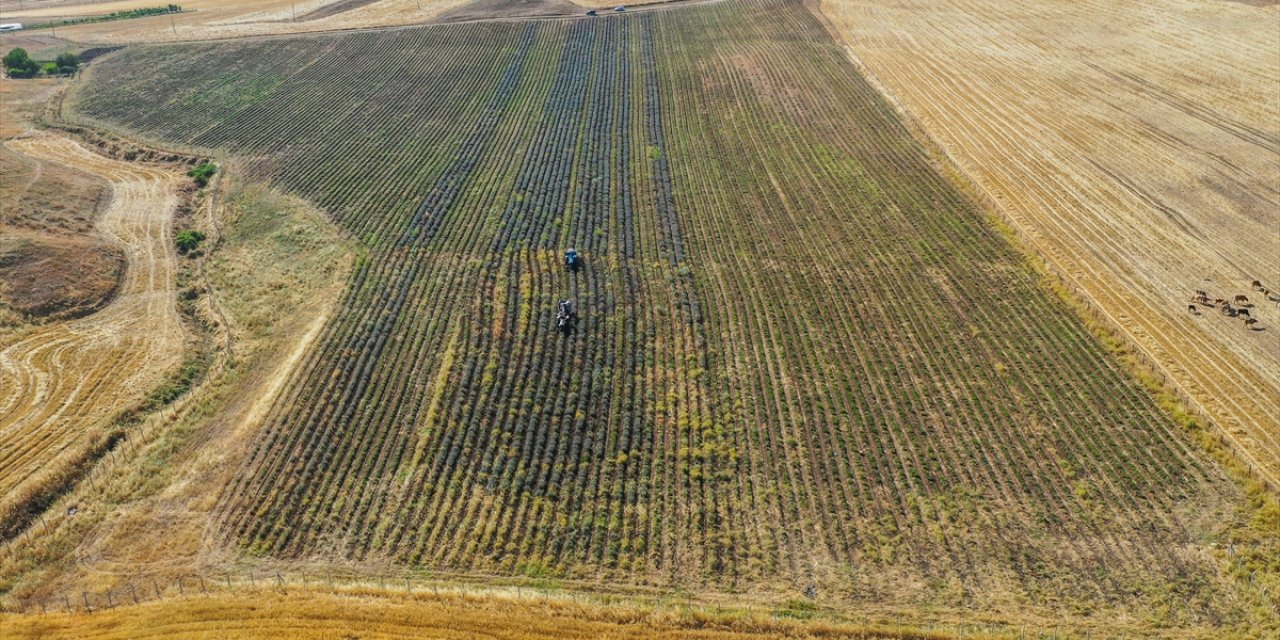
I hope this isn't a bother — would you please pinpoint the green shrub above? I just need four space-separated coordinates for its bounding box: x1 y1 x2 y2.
176 229 206 253
55 51 79 74
188 161 217 187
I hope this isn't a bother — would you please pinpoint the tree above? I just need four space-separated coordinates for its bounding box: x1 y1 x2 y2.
41 62 59 76
3 48 39 79
55 51 80 75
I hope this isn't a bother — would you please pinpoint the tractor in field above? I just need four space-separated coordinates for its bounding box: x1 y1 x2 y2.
564 248 581 272
586 9 598 16
557 299 575 334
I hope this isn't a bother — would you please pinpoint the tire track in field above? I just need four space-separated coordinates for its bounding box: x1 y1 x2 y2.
0 133 184 524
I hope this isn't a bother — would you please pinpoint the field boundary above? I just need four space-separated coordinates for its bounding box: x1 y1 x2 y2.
0 567 1114 639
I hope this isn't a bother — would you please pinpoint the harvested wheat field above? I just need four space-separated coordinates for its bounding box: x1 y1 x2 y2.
0 133 184 542
0 0 471 44
818 0 1280 488
0 588 960 640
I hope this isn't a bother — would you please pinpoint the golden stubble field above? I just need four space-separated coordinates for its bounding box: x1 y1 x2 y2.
819 0 1280 487
0 0 472 43
0 132 184 535
0 589 955 640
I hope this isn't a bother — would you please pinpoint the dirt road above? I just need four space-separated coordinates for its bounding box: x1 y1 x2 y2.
819 0 1280 487
0 132 183 518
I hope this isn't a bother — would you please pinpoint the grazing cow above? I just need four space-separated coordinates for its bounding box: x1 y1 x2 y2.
1215 298 1226 306
1238 308 1251 318
1251 280 1263 291
1244 318 1259 330
1221 304 1236 316
1196 289 1209 298
1188 304 1199 314
1234 294 1250 305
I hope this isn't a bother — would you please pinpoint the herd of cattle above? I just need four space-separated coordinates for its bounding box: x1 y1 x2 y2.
1187 280 1275 331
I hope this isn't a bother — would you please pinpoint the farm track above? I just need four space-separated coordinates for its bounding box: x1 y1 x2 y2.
69 0 1264 623
819 0 1280 488
0 133 183 526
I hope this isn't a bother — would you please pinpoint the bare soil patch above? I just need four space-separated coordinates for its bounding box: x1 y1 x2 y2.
0 233 123 321
296 0 383 21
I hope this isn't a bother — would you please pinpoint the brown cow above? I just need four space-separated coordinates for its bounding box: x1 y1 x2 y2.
1221 304 1237 316
1251 280 1263 291
1244 317 1259 330
1188 304 1199 314
1234 294 1250 305
1238 308 1251 318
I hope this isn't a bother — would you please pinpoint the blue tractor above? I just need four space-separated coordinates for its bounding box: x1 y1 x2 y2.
564 248 581 272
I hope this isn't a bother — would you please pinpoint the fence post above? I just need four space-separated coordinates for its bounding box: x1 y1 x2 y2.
153 578 162 599
82 592 92 613
105 590 113 608
177 576 184 595
225 574 232 590
249 572 256 588
130 582 139 604
64 593 72 613
199 575 207 593
276 572 284 588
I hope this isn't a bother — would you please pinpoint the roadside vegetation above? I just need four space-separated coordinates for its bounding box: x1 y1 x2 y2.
24 6 183 32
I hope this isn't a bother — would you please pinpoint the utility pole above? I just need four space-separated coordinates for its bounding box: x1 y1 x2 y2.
170 12 176 35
